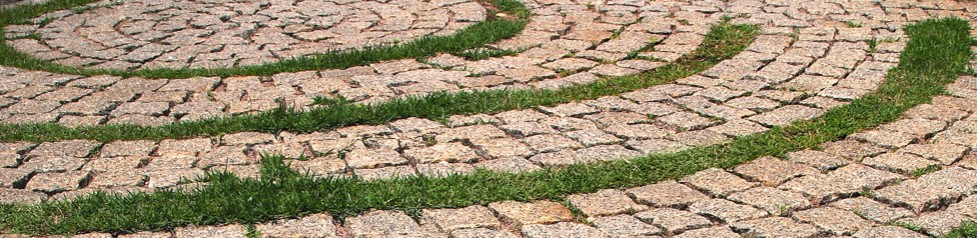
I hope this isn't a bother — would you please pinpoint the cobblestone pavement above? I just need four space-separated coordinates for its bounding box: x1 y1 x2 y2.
0 0 717 125
4 0 488 69
2 0 977 237
18 92 977 237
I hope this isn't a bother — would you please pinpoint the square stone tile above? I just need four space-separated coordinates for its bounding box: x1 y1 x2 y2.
862 152 940 175
354 166 416 181
688 198 768 223
730 217 818 238
591 215 662 237
568 189 648 217
829 197 914 223
786 149 851 171
256 213 338 238
564 129 623 146
657 111 717 131
733 156 820 186
345 148 407 169
875 167 977 212
26 171 90 193
849 130 918 149
471 138 535 159
728 187 811 214
521 134 584 153
780 164 904 203
633 208 712 233
899 143 968 165
422 206 500 232
852 226 928 238
346 211 423 238
488 200 573 227
793 207 873 235
680 168 757 196
521 222 607 238
747 105 824 127
404 142 481 164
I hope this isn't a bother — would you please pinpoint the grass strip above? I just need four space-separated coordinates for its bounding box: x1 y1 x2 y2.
0 0 528 79
0 19 758 143
0 17 971 236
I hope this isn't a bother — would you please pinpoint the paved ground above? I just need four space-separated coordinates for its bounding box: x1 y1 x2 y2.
1 0 977 237
5 0 487 69
16 96 977 237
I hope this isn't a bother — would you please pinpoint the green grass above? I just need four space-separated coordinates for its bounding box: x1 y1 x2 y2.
945 223 977 238
453 47 527 61
911 164 942 178
0 17 970 236
0 19 760 143
0 0 528 79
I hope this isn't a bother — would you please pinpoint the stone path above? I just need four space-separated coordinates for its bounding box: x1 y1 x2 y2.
23 92 977 237
2 0 911 199
4 0 487 69
0 0 715 126
1 0 977 237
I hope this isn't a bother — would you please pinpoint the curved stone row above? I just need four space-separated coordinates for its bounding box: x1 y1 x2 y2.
1 0 977 237
3 0 488 69
0 0 716 126
0 0 954 203
13 89 977 238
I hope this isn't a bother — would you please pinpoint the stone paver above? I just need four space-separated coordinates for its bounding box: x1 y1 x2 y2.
591 215 662 238
6 0 977 237
521 222 607 238
633 208 712 234
625 180 710 208
793 207 873 235
421 206 500 232
345 210 423 238
488 200 573 227
680 168 757 196
733 156 819 186
730 217 819 238
256 213 338 238
11 0 487 70
688 198 768 223
727 187 811 214
568 189 647 217
174 225 248 238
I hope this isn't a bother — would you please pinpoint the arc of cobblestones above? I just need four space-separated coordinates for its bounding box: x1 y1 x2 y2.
25 88 977 237
0 0 714 128
0 0 528 80
2 0 977 237
0 0 908 197
0 1 749 200
5 0 491 70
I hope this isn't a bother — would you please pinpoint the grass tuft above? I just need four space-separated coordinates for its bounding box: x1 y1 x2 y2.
944 222 977 238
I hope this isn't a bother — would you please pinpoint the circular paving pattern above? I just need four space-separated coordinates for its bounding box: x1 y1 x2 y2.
2 0 977 237
0 0 712 126
3 0 487 69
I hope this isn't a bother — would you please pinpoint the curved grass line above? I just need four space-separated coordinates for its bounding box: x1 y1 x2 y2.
0 17 971 236
0 0 528 79
0 19 759 143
